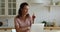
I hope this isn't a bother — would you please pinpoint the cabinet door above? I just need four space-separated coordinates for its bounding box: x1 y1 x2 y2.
0 0 16 16
0 0 5 15
8 0 16 15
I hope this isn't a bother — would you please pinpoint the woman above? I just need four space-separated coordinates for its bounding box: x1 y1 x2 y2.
14 2 35 32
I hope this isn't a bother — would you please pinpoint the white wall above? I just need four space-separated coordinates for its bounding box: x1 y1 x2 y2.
29 4 60 26
29 4 50 23
50 6 60 26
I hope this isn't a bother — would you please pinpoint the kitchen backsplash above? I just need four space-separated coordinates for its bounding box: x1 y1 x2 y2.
0 17 15 28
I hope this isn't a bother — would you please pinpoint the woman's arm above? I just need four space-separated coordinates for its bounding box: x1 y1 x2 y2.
14 18 20 32
14 18 29 31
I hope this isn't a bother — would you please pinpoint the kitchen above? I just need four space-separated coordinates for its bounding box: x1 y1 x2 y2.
0 0 60 32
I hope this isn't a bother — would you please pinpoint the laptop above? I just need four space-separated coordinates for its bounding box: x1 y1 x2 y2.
30 24 44 32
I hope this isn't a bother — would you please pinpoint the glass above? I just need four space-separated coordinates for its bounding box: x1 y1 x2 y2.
1 0 5 2
8 0 11 2
13 9 16 15
13 0 16 2
11 3 13 8
13 3 16 8
8 9 12 15
1 9 5 15
0 9 1 15
8 3 11 8
0 0 1 3
1 3 5 8
0 3 1 8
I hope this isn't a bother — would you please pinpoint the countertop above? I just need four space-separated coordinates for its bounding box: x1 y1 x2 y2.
44 27 60 30
0 27 60 30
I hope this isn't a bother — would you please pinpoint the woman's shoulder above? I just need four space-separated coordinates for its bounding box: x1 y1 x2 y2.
14 16 19 20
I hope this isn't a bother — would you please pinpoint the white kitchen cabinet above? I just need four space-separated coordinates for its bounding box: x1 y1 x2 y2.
0 0 17 17
0 0 5 16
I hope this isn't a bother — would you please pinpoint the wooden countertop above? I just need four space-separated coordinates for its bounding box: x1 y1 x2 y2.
44 27 60 30
0 27 60 30
0 27 14 30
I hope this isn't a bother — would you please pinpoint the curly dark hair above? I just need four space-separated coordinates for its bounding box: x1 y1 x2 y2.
16 2 29 18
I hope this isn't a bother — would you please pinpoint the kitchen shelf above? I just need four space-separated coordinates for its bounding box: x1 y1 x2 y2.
50 5 60 7
41 5 60 7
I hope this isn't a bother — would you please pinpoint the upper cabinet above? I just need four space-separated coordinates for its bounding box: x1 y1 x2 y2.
8 0 16 15
0 0 17 17
0 0 5 15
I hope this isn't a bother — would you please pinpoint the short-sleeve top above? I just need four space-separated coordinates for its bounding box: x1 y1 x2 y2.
15 16 33 32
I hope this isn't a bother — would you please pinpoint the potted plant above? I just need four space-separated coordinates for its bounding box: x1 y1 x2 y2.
41 21 47 27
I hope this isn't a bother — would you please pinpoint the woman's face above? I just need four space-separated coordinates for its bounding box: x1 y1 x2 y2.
22 5 29 15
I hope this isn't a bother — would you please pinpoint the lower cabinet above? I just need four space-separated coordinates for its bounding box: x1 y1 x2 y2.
0 29 12 32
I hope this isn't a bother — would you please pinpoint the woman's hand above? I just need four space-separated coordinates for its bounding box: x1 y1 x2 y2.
32 14 36 19
20 27 30 31
32 13 36 23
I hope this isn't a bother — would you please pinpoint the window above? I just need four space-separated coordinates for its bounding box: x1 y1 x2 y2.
0 0 5 15
0 0 16 15
8 0 16 15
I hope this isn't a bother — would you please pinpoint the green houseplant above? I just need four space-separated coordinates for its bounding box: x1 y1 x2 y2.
41 21 47 27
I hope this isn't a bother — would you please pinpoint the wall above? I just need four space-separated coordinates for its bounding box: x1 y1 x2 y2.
50 6 60 26
29 4 60 26
29 4 50 23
